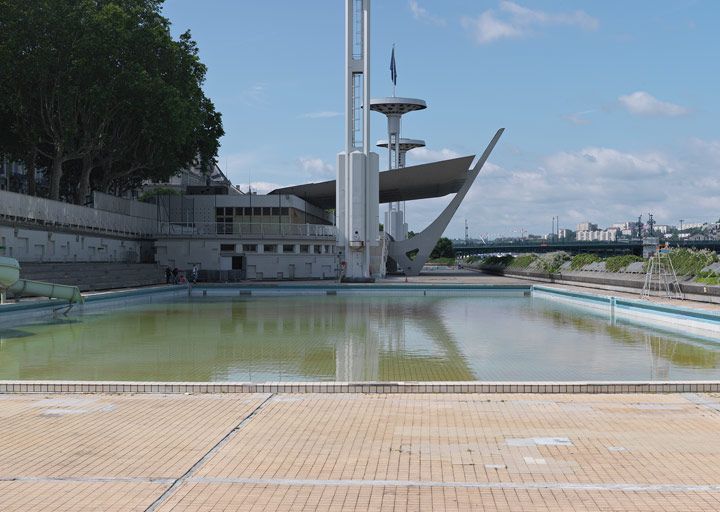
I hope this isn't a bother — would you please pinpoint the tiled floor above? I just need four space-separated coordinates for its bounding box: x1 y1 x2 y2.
1 393 720 510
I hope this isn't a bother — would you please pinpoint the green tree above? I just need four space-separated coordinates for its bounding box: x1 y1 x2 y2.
430 237 456 259
0 0 223 202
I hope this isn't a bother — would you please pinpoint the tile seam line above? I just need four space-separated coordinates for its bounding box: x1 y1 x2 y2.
187 477 720 494
143 392 275 512
0 476 175 485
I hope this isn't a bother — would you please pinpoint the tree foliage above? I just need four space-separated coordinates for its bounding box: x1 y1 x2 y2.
430 237 455 259
0 0 223 201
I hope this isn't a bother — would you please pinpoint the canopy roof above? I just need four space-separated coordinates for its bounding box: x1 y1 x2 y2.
270 155 475 210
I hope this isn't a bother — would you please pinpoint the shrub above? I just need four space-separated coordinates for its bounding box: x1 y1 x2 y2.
605 255 643 273
667 249 718 276
508 254 537 269
695 270 720 285
481 255 514 268
539 252 570 274
570 253 601 271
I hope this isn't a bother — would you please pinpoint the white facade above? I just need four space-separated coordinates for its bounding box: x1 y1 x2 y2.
576 229 618 242
155 238 337 280
576 222 598 232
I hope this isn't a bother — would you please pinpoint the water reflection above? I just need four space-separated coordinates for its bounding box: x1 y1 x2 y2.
0 295 719 382
535 300 720 379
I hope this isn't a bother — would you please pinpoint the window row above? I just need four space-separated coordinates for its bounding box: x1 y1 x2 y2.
220 244 334 254
216 207 289 218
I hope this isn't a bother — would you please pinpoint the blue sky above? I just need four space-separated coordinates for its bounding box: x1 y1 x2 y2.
162 0 719 238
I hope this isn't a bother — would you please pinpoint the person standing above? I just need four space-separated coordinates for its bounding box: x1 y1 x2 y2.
165 267 172 284
191 265 198 284
172 267 178 284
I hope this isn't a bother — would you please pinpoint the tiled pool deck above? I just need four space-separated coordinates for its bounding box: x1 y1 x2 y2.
2 392 720 511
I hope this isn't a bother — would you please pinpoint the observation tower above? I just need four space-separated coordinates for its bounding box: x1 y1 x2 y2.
375 138 425 240
370 64 427 242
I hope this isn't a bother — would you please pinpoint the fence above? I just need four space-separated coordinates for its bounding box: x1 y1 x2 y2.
0 189 157 238
157 222 336 239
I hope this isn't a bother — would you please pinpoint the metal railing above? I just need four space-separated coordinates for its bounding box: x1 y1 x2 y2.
157 222 336 239
0 189 157 238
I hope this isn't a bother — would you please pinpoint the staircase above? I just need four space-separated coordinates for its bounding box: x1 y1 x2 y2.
17 262 165 292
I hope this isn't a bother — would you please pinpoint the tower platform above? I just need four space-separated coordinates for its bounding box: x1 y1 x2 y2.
369 97 426 115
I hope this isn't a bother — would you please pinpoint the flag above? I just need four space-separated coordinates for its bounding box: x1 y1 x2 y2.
390 46 397 86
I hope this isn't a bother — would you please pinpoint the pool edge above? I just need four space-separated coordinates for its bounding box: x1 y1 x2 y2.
1 380 719 394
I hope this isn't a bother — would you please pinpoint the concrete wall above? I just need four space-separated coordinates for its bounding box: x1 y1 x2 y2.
0 225 152 263
155 238 338 280
92 191 157 219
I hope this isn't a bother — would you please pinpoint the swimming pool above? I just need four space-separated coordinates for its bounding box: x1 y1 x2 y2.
1 287 719 382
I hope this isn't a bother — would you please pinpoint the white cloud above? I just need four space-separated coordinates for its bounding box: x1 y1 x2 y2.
408 142 719 238
462 1 598 44
235 181 284 195
298 156 334 179
300 111 342 119
240 83 268 107
563 110 595 126
500 1 598 30
618 91 689 117
408 0 446 26
406 147 462 165
544 147 675 180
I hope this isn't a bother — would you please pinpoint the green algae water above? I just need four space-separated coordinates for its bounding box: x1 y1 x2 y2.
1 294 720 381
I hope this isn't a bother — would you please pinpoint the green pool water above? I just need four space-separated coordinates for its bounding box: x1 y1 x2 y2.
1 294 720 382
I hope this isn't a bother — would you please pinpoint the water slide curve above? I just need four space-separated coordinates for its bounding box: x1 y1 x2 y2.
0 256 84 304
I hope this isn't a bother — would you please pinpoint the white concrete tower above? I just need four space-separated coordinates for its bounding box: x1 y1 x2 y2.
370 97 426 241
376 138 425 239
336 0 380 281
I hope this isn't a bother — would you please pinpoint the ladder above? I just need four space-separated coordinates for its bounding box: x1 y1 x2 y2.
641 245 684 300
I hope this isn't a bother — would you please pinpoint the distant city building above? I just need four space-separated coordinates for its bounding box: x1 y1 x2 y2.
576 222 598 232
654 224 672 234
558 228 573 240
576 229 618 242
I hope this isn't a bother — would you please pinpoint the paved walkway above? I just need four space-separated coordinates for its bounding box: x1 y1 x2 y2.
2 392 720 511
388 269 720 313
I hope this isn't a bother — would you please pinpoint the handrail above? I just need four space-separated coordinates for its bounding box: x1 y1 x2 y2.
157 222 336 239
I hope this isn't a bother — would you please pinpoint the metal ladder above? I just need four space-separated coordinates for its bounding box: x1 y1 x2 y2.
641 247 684 300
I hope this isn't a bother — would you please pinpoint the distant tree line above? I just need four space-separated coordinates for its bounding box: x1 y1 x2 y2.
0 0 223 202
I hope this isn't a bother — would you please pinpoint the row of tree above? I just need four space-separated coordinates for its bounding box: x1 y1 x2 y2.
0 0 223 202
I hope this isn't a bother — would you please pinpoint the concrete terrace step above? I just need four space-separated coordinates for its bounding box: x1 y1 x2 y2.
15 262 164 291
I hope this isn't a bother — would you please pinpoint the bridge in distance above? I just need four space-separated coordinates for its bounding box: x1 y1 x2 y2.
454 239 720 257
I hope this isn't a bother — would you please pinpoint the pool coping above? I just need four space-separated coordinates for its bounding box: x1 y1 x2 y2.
1 380 719 394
